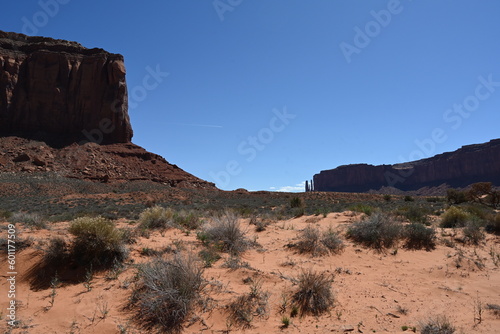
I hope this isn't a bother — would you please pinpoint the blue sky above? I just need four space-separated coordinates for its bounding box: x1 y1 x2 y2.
2 1 500 191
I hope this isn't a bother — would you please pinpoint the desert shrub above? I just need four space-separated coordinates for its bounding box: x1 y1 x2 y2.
173 210 202 230
227 282 269 329
404 195 414 202
397 206 430 225
467 182 492 204
129 253 205 333
346 212 402 250
290 197 303 208
292 270 334 316
462 220 485 245
9 212 46 229
486 303 500 317
249 216 269 232
403 223 436 251
200 211 250 255
419 315 455 334
321 227 345 254
487 213 500 234
69 216 128 268
198 248 221 268
294 226 344 256
293 207 305 218
347 203 374 216
138 205 174 230
447 188 468 204
461 203 494 220
0 210 12 220
383 194 392 202
440 206 470 228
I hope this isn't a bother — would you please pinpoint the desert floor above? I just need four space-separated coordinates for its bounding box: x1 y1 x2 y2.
1 212 499 334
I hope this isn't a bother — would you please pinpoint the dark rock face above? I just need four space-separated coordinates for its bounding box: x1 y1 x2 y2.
0 30 132 146
313 139 500 193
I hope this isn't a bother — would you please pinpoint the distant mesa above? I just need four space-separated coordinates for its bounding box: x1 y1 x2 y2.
308 139 500 195
0 30 215 189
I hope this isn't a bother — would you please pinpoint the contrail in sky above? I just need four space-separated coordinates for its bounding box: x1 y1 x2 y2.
166 122 223 128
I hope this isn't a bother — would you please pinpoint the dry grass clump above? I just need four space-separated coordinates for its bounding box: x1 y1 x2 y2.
129 253 205 334
419 315 456 334
10 211 46 229
138 205 174 230
292 270 334 317
462 220 485 245
403 223 436 251
346 212 402 251
294 226 344 256
199 211 250 255
227 282 269 329
69 216 128 268
440 206 469 228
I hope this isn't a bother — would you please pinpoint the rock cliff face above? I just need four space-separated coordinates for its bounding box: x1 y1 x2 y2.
0 31 216 189
312 139 500 193
0 30 132 146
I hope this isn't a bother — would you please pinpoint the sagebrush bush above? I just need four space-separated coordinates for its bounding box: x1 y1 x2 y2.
129 253 205 333
447 188 468 204
200 211 250 255
10 212 46 229
403 223 436 251
227 283 269 328
419 315 456 334
173 210 202 230
292 270 334 316
462 220 485 245
138 205 174 230
69 216 128 268
346 212 402 250
398 205 430 225
440 206 470 228
294 226 344 256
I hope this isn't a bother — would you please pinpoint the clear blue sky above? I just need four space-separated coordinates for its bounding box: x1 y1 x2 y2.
2 1 500 191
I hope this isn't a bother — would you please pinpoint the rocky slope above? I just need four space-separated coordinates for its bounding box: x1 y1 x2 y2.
312 139 500 194
0 31 215 189
0 30 131 146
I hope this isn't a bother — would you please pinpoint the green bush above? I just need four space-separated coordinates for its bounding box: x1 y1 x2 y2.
440 206 470 228
290 197 304 208
129 253 205 333
447 188 468 204
69 216 128 268
404 195 414 202
397 206 430 225
347 204 374 216
0 210 12 220
487 213 500 235
346 212 402 250
138 205 174 230
173 210 202 230
292 270 334 316
403 223 436 251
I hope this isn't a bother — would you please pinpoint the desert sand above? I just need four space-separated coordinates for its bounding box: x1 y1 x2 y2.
1 212 499 334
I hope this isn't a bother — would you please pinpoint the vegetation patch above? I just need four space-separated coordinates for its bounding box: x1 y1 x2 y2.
346 212 402 251
129 253 205 334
